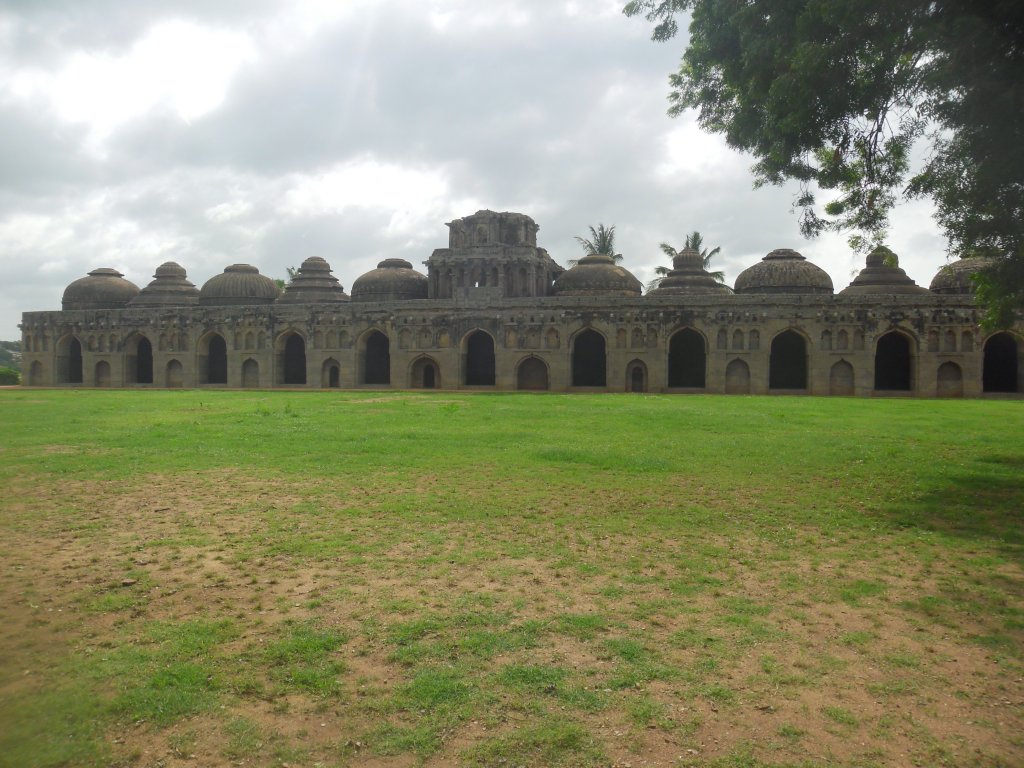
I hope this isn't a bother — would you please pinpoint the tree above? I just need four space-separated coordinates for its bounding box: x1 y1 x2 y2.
570 224 622 266
274 266 298 291
648 230 725 290
624 0 1024 325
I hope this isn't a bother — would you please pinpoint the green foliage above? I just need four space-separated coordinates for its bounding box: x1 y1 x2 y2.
0 366 19 385
625 0 1024 323
0 341 19 372
572 223 621 265
649 230 726 290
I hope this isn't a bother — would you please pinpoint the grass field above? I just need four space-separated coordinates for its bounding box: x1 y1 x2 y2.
0 390 1021 768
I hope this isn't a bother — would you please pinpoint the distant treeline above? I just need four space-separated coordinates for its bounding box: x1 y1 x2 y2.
0 340 22 372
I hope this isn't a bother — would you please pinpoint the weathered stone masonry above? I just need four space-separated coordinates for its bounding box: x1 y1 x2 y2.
18 210 1024 397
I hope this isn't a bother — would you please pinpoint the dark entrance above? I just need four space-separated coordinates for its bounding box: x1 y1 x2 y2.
464 331 496 385
363 331 390 385
283 334 306 385
629 362 647 392
423 365 436 388
68 338 83 384
874 332 912 391
769 331 808 389
132 337 153 384
983 332 1018 392
517 357 549 390
206 334 228 384
668 329 706 388
572 330 606 386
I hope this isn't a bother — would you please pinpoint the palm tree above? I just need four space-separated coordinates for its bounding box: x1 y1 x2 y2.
647 230 725 290
569 224 622 266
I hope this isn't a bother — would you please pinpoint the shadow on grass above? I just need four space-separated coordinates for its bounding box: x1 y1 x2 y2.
878 453 1023 562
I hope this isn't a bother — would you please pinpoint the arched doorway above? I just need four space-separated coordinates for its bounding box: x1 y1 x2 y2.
725 358 750 394
57 336 83 384
29 360 43 386
464 330 496 385
516 357 549 390
280 333 307 385
572 329 606 387
127 335 153 384
94 360 111 387
411 356 440 389
362 331 390 385
983 332 1019 393
322 359 341 388
166 359 184 388
769 331 808 390
626 360 647 392
829 360 854 396
937 362 964 398
668 329 706 388
874 332 912 392
242 359 259 388
200 333 228 385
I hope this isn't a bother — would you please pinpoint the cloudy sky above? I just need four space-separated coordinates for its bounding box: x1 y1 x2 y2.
0 0 948 340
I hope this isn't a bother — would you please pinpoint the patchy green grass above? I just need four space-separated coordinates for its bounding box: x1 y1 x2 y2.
0 389 1021 768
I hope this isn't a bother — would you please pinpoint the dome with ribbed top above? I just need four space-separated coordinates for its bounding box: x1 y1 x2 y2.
62 268 140 310
129 262 200 307
647 248 732 296
929 255 994 295
351 258 428 302
734 248 833 295
552 254 642 297
841 246 929 296
199 264 280 306
277 257 349 304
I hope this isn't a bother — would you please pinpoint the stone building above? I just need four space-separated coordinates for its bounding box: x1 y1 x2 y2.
18 210 1023 397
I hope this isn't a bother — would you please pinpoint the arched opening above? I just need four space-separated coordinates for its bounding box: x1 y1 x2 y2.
626 360 647 393
200 333 228 385
57 336 84 384
769 331 808 390
937 361 964 398
94 360 111 387
166 359 184 388
874 332 913 392
983 332 1019 393
667 329 706 388
241 359 259 388
411 356 440 389
725 358 750 394
362 331 390 385
516 357 549 391
29 360 43 386
572 329 606 387
322 359 341 388
280 333 307 385
126 335 153 384
829 360 855 396
463 330 496 386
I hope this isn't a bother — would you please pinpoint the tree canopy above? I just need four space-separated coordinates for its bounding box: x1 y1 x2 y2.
574 224 622 263
649 231 724 290
624 0 1024 325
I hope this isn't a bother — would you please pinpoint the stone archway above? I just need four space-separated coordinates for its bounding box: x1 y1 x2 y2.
572 329 606 387
322 358 341 388
516 357 549 391
200 333 228 385
242 359 259 388
463 330 496 385
725 358 750 394
278 332 307 385
667 328 706 388
937 361 964 398
94 360 111 387
361 331 390 385
411 356 441 389
166 359 184 388
57 335 83 384
126 334 153 384
829 360 855 396
983 332 1019 393
769 330 808 390
626 360 647 393
874 331 913 392
29 360 43 386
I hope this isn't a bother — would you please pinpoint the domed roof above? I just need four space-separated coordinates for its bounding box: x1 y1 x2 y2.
840 246 929 296
647 248 732 296
351 258 428 303
277 256 349 304
62 268 140 310
129 262 200 307
198 264 280 306
929 255 994 294
734 248 834 295
552 254 643 297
